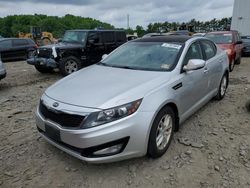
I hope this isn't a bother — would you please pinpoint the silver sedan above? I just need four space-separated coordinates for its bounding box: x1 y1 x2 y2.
0 55 6 80
36 36 229 163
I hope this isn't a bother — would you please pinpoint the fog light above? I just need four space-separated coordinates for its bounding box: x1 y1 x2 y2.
93 144 123 156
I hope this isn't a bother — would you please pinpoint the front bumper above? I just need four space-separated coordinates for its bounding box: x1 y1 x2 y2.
0 68 6 80
27 57 58 68
36 104 154 163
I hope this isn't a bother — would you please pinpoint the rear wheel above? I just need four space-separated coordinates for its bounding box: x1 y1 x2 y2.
215 73 228 100
229 59 235 72
59 56 81 76
147 106 175 158
35 65 54 73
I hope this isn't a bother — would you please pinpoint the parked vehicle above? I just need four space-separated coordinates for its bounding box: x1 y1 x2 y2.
36 36 229 163
0 38 37 62
205 31 243 71
27 30 127 76
127 35 138 41
0 35 3 38
242 36 250 56
193 33 206 37
0 55 6 80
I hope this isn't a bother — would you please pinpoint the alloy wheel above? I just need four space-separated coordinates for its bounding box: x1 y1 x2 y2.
156 114 173 150
65 60 78 74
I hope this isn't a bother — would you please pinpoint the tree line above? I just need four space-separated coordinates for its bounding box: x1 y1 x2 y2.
0 14 231 38
0 14 114 38
130 17 232 37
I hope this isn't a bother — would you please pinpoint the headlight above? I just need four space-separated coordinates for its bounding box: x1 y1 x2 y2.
82 99 142 129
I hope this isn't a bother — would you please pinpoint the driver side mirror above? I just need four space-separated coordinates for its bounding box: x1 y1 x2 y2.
183 59 206 72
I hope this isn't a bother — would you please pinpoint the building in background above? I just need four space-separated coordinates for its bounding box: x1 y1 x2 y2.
231 0 250 36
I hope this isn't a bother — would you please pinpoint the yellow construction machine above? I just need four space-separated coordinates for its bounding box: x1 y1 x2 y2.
18 26 55 46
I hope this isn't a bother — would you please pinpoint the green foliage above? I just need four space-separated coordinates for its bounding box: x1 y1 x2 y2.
0 14 114 38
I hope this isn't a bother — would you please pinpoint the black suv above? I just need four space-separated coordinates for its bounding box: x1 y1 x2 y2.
27 30 127 76
0 38 37 62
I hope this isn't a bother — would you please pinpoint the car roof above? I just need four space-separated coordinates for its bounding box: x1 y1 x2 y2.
134 35 192 43
0 38 30 41
207 30 237 34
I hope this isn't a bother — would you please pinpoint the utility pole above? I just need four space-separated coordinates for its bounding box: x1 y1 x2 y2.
127 14 130 29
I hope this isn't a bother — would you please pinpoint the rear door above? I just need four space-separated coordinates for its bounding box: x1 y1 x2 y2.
200 40 221 92
12 39 29 59
0 39 13 62
86 31 104 64
102 31 117 54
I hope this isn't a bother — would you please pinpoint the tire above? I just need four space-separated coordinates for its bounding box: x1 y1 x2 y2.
59 56 81 76
27 50 35 59
35 65 54 73
147 106 176 158
229 59 235 72
215 73 228 100
235 56 241 65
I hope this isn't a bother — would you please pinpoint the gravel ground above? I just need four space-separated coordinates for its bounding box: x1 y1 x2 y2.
0 59 250 188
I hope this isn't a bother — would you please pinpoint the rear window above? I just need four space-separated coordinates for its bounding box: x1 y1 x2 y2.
0 40 12 48
103 32 115 43
206 33 233 44
13 39 29 46
115 32 126 43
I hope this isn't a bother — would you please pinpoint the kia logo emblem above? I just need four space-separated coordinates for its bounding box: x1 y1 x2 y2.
53 102 59 107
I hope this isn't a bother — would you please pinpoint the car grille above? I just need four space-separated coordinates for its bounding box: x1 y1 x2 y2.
37 48 52 58
39 102 85 128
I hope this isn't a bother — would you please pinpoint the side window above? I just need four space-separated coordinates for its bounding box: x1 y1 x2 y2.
103 32 115 43
88 32 101 44
201 40 216 60
116 32 126 43
13 39 28 46
0 40 12 49
183 42 203 66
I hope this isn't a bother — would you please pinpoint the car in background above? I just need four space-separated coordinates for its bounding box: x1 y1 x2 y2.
0 38 37 63
27 30 127 76
0 35 3 39
0 54 6 80
193 33 206 37
205 30 243 71
241 36 250 56
36 36 229 163
127 35 138 41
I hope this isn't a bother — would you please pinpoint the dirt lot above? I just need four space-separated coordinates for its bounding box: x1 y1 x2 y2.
0 59 250 188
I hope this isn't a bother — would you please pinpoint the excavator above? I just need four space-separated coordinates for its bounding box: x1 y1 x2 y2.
18 26 55 46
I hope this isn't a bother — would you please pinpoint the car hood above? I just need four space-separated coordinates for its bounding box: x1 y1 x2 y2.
45 65 171 109
40 42 83 50
217 44 233 50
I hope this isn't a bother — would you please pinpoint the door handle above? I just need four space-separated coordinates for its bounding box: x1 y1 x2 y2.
204 67 209 73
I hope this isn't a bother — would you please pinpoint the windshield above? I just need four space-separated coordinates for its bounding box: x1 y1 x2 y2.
99 42 183 71
62 31 87 43
206 33 233 44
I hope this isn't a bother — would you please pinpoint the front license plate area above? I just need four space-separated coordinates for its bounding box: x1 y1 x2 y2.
45 124 61 142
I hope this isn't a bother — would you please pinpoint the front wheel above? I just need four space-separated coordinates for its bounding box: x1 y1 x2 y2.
215 73 228 100
147 106 175 158
35 65 54 73
59 56 81 76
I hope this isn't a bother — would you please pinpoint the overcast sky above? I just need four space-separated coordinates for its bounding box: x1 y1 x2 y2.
0 0 234 28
